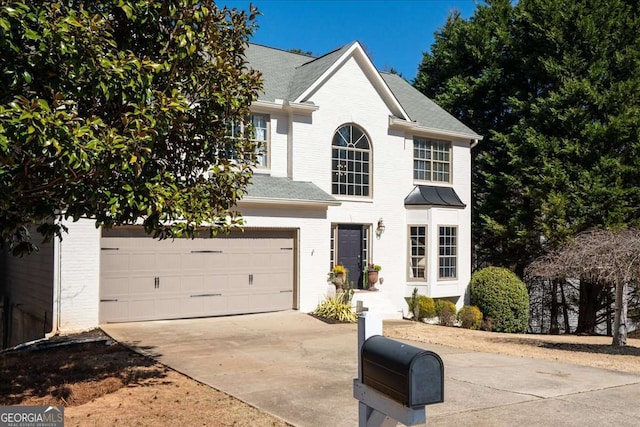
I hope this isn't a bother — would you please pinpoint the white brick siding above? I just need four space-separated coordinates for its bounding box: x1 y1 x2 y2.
17 46 473 330
57 218 101 331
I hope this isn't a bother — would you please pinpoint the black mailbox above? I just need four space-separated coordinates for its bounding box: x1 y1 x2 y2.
361 335 444 408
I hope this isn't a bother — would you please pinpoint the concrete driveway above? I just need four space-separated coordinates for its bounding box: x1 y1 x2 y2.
102 311 640 427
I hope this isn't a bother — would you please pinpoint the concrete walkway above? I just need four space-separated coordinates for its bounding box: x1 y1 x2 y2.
102 311 640 427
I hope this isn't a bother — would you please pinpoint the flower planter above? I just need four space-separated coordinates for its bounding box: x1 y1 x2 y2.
367 270 379 291
334 272 345 292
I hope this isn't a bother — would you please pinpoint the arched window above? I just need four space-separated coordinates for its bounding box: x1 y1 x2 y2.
331 124 370 196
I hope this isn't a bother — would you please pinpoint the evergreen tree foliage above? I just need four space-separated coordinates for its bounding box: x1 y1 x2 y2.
415 0 640 274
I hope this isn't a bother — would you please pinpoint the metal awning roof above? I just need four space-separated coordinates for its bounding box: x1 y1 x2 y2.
404 185 466 208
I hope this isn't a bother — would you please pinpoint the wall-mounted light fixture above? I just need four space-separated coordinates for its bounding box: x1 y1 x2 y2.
376 218 386 239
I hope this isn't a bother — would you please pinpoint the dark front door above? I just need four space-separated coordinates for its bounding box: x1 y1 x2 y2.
337 225 364 289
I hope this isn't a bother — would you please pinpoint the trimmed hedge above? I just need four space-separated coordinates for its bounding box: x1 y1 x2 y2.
435 299 456 326
470 267 529 333
407 288 436 320
458 305 483 330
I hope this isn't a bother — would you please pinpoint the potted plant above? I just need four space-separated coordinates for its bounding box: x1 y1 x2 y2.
366 263 382 291
330 264 347 292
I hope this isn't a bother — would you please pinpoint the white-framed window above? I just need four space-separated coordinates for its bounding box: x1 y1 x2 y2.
332 124 370 197
225 114 270 168
413 137 451 182
438 226 457 279
408 225 427 280
251 114 268 168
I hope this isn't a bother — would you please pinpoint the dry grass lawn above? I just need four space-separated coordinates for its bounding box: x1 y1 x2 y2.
1 321 639 425
0 333 290 426
384 320 640 374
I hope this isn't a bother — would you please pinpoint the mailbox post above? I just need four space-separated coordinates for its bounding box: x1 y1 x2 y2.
353 312 444 427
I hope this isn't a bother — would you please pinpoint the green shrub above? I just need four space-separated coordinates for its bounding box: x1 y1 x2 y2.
313 292 357 323
482 316 494 332
435 299 456 326
470 267 529 333
407 288 436 321
458 305 483 330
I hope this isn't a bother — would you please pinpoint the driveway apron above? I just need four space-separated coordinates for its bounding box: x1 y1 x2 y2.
102 311 640 427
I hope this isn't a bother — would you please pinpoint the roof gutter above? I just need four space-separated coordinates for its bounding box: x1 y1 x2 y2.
285 101 319 114
388 116 483 141
251 99 319 115
239 197 341 207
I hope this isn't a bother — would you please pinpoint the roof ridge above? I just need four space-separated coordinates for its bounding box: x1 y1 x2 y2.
248 42 316 59
293 41 356 70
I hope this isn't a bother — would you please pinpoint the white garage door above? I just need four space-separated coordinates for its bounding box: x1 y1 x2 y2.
100 228 295 323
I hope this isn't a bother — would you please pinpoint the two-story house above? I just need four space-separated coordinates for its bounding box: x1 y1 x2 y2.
1 41 480 345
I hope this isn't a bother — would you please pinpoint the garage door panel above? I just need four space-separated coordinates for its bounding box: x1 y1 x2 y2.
263 291 293 311
100 300 127 322
156 253 182 271
100 230 296 323
226 254 251 269
228 273 250 289
157 275 182 294
183 253 225 270
129 276 155 296
253 272 292 290
250 253 271 267
155 297 183 318
101 252 130 272
202 274 229 292
181 295 211 315
226 295 250 312
181 274 205 293
127 298 156 320
100 277 129 298
129 253 157 272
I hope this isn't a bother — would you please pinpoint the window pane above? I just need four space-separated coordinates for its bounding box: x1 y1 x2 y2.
413 137 450 182
438 226 457 279
409 226 427 279
331 124 371 196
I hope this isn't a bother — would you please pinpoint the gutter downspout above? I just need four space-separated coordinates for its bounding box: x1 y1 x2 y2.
470 138 480 149
287 109 293 179
46 231 62 338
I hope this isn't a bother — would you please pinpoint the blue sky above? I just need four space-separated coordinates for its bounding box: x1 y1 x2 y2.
223 0 479 81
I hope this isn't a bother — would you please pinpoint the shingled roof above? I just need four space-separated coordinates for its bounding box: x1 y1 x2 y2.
244 174 338 205
245 42 480 139
381 72 478 137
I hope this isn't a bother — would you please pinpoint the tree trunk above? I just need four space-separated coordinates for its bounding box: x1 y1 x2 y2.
612 281 628 346
606 290 612 337
576 280 602 334
550 280 559 334
560 280 571 333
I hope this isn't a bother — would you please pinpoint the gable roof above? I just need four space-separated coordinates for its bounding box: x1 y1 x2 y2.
245 42 480 140
245 44 311 102
381 73 479 138
289 43 356 102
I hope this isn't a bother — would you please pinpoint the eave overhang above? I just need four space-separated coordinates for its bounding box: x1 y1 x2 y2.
251 99 319 115
389 116 483 142
239 197 341 207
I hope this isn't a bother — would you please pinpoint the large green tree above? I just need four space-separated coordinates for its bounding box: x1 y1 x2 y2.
0 1 262 255
415 0 640 275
